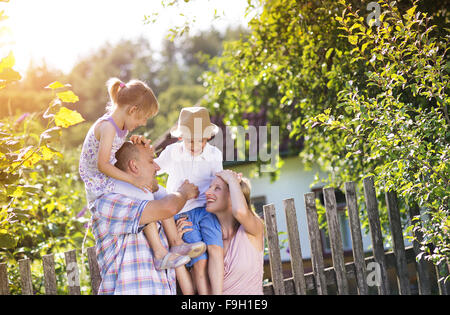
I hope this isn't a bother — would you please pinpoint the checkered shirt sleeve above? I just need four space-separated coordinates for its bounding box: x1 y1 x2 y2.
91 193 176 295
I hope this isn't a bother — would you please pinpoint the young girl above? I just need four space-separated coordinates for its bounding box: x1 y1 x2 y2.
79 78 202 270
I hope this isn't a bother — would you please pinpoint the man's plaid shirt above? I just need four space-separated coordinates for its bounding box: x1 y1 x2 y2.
91 192 176 295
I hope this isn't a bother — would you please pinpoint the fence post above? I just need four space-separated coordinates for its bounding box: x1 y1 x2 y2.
363 176 390 295
87 246 101 295
435 262 450 295
385 190 411 295
408 203 432 295
344 181 369 295
304 192 328 295
263 204 286 295
42 254 58 295
18 258 33 295
323 187 349 295
283 198 307 295
65 250 81 295
0 263 10 295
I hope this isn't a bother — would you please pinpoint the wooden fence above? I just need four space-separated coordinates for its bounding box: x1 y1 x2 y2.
0 175 448 295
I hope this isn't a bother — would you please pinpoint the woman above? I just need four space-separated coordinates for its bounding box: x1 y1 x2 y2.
177 169 265 295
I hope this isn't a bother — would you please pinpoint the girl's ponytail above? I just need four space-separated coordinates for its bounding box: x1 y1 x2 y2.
106 77 124 113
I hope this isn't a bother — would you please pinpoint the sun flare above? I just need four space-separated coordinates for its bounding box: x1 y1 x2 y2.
1 0 248 74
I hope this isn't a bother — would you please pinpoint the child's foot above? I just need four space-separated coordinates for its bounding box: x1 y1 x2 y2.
154 252 191 270
170 242 206 259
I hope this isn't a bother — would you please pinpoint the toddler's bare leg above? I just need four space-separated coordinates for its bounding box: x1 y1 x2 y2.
176 266 195 295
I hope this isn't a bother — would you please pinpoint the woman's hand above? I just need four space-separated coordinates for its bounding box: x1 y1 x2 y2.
175 216 193 239
215 170 242 184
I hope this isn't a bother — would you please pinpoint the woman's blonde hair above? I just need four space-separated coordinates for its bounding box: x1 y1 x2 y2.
237 176 261 218
106 77 159 117
239 177 252 210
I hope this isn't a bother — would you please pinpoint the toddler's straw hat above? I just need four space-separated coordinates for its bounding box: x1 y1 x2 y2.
170 106 219 139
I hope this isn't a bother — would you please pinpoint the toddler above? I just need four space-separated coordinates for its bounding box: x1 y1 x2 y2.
155 106 224 294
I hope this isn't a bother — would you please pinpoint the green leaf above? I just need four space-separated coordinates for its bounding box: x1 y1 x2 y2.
406 6 416 17
54 107 85 128
325 48 334 60
45 81 66 90
40 146 62 160
0 51 15 72
361 42 369 54
348 35 358 45
0 67 21 88
56 90 79 103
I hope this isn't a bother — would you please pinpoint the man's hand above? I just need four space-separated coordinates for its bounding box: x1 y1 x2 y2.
177 180 199 200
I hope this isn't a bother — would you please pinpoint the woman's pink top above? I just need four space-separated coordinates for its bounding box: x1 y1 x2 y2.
223 224 264 295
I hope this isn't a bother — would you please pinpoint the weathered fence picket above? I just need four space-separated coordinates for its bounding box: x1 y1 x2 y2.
18 259 33 295
0 263 9 295
65 249 81 295
363 176 390 295
263 204 286 295
304 192 327 295
323 187 349 295
42 254 57 295
87 246 101 295
283 198 307 295
0 176 447 295
344 181 369 295
385 190 411 295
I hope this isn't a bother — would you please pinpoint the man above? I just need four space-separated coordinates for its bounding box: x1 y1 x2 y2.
90 141 199 294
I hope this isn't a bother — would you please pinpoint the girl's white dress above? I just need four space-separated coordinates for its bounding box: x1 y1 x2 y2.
79 115 128 209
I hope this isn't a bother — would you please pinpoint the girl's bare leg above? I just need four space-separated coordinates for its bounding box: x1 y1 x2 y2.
143 222 167 260
161 217 184 247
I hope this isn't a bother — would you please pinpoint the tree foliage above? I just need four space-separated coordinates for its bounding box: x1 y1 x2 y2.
199 0 449 268
332 0 449 271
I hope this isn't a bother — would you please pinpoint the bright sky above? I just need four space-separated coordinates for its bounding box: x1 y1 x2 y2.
1 0 250 74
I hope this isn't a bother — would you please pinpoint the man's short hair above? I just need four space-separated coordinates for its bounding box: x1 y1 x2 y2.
115 141 140 171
